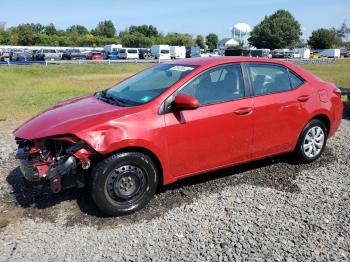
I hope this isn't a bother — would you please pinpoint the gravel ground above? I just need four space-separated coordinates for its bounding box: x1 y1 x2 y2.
0 110 349 261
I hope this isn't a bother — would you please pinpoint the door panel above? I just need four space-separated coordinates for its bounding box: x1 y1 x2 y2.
246 63 313 158
164 63 254 178
165 98 254 177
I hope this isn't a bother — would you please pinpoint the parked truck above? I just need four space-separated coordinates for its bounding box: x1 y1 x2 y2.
170 46 186 59
104 44 122 55
318 49 341 58
293 48 311 59
150 45 171 60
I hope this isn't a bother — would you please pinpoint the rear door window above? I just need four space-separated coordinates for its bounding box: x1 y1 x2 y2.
248 63 291 96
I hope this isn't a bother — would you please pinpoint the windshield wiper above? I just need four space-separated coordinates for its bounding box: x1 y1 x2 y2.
97 90 128 106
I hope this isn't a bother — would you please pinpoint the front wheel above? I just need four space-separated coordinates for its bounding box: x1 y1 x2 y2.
90 152 159 216
295 119 327 163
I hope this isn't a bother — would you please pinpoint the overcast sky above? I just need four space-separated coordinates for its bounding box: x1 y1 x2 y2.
1 0 349 39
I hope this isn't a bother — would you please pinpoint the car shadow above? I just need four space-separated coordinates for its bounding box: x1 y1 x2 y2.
343 101 350 120
6 148 326 224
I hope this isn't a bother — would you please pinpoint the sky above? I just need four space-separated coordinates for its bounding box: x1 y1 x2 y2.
1 0 349 39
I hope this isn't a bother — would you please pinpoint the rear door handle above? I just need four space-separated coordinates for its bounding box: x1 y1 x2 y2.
234 107 253 115
297 95 311 102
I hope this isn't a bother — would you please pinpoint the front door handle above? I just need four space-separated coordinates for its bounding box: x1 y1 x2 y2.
297 95 311 102
234 107 253 115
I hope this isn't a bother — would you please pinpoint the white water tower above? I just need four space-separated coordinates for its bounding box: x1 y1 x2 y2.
232 23 252 47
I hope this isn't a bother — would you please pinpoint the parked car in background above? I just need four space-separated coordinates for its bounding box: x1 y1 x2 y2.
13 57 343 216
35 49 61 61
118 48 139 59
11 50 33 61
0 49 11 61
286 51 301 59
224 49 270 58
108 51 120 60
104 44 122 55
62 49 86 60
101 50 109 60
271 49 290 58
170 46 186 59
89 51 104 60
186 46 201 58
138 48 149 59
151 45 171 60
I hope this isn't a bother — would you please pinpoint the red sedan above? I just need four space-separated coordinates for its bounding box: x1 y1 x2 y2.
90 52 104 60
14 57 343 216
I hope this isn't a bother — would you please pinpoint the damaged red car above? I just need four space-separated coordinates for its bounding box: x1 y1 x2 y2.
14 57 343 216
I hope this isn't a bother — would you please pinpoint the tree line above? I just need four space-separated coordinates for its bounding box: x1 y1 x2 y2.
248 10 350 49
0 11 349 50
0 20 219 49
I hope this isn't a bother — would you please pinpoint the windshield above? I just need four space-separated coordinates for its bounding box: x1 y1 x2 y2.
96 64 197 106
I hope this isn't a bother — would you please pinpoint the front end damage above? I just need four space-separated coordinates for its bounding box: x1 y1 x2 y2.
15 135 95 193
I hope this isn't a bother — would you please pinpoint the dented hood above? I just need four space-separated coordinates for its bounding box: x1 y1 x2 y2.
14 94 133 140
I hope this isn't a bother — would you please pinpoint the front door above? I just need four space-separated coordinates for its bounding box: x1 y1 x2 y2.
164 63 254 178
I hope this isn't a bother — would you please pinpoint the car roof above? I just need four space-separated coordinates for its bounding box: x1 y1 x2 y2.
165 57 320 83
166 56 292 67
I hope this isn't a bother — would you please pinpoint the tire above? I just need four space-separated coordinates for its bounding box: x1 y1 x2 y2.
90 152 159 216
295 119 327 163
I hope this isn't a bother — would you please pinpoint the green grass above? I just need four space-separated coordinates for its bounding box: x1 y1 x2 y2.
300 60 350 87
0 60 349 122
0 64 151 121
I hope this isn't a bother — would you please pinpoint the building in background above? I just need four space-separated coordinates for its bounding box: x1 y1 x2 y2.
218 38 240 54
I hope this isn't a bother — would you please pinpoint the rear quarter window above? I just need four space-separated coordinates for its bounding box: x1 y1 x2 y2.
289 71 304 88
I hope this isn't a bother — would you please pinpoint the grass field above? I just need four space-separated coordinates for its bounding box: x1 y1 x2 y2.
0 60 349 122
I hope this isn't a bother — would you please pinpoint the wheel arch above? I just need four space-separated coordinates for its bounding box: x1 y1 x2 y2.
310 114 331 136
104 146 164 186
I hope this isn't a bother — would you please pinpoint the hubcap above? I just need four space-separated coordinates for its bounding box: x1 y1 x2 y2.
303 126 325 158
106 165 146 201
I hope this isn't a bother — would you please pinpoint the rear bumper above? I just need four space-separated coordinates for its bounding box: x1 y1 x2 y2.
329 99 343 137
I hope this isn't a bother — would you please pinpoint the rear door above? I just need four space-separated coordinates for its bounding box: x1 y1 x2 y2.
164 63 254 178
245 62 311 158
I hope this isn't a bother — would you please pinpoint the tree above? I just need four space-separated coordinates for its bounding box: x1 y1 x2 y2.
121 32 153 47
248 9 302 49
0 29 10 44
195 35 205 49
206 33 218 49
129 25 159 37
308 28 341 49
163 33 194 46
10 24 34 45
27 23 44 34
332 21 350 42
92 20 116 38
44 23 57 35
67 25 89 35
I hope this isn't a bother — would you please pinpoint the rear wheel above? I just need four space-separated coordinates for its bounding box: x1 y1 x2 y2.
295 119 327 163
90 152 158 216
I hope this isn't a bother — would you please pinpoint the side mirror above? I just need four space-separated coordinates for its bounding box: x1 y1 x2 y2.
173 94 199 111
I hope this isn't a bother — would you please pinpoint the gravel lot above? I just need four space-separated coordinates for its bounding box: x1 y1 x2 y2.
0 107 349 261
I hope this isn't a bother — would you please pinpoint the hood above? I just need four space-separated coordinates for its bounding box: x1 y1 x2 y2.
14 94 134 140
